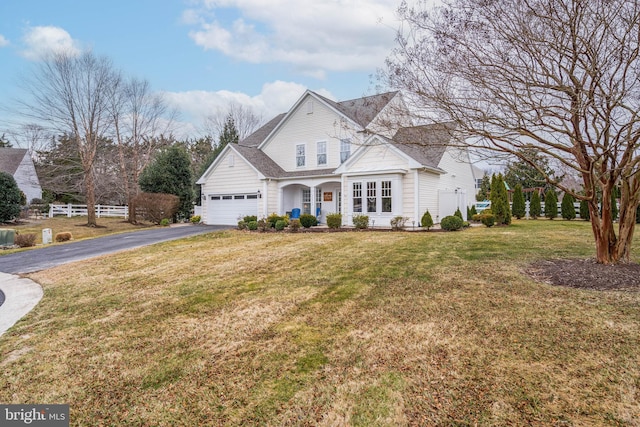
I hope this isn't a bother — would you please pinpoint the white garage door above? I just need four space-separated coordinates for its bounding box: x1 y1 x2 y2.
207 193 259 225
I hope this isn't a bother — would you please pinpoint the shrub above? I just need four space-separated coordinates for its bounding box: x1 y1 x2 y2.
467 205 477 220
561 192 576 220
190 215 201 223
421 210 434 230
530 191 542 219
580 199 590 221
326 213 342 229
267 213 287 228
243 215 257 223
248 220 258 231
299 213 317 228
490 173 511 225
275 219 286 231
289 219 301 232
512 184 526 219
440 215 463 231
133 192 180 225
352 214 369 229
55 232 73 242
0 171 22 222
481 213 495 227
237 220 247 230
15 232 36 247
544 189 558 219
390 216 408 231
454 208 463 219
463 221 470 228
257 218 269 232
160 218 170 226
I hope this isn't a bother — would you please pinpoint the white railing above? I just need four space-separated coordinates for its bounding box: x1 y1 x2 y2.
49 203 129 218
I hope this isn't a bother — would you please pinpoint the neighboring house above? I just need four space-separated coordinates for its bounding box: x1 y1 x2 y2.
0 148 42 204
197 91 476 226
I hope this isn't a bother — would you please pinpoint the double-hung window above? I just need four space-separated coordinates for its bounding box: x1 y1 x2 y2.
352 182 362 212
367 182 377 212
381 181 392 212
340 139 351 163
317 141 327 166
296 144 305 167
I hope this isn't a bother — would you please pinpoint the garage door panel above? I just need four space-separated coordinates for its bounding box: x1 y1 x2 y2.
207 193 259 225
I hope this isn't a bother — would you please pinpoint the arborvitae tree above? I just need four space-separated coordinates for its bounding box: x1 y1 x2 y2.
0 172 23 222
561 192 576 220
490 173 511 225
530 191 541 219
467 205 477 219
454 207 463 219
544 189 558 219
580 199 590 221
421 210 434 230
139 145 194 220
511 184 526 219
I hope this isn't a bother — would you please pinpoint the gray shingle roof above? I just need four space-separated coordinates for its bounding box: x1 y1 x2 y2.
230 92 452 179
391 123 456 171
0 148 27 176
315 91 399 128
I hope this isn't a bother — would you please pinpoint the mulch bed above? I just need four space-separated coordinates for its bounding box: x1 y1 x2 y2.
526 259 640 292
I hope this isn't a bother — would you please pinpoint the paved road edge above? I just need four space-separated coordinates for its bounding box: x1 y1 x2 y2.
0 273 43 337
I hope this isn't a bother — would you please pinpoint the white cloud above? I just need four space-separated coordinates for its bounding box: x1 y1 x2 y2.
185 0 399 78
164 80 334 137
21 26 81 60
0 35 9 47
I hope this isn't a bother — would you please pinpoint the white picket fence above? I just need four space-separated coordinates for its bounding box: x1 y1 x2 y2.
48 204 129 218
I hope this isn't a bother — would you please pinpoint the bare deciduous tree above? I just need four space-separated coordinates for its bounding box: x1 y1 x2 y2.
386 0 640 264
201 102 263 141
19 51 117 226
108 76 174 223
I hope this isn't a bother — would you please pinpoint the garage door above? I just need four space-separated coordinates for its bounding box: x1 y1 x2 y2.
207 193 259 225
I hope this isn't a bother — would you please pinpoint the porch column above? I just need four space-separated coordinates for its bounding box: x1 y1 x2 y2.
278 185 284 216
310 185 316 218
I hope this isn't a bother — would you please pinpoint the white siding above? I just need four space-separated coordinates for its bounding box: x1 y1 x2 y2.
436 147 477 204
418 171 441 222
347 144 408 173
200 150 260 223
262 94 362 171
14 154 42 203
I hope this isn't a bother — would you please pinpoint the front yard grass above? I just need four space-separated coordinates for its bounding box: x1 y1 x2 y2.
1 220 639 426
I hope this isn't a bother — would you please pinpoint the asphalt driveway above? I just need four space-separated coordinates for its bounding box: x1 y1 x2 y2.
0 224 227 274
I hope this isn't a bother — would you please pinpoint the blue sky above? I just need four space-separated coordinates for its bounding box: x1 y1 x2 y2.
0 0 403 140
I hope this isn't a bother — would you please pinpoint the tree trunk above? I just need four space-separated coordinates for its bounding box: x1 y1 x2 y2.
84 167 97 227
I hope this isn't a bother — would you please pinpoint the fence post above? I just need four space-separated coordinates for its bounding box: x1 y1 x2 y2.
97 204 101 218
67 203 72 217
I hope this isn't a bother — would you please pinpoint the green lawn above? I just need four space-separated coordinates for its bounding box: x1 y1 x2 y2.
1 220 639 426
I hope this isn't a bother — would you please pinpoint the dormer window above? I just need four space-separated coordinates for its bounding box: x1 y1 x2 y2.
296 144 306 167
340 139 351 163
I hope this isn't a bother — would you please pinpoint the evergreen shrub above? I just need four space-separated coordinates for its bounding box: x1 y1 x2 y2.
421 210 434 229
326 213 342 229
352 214 369 229
299 214 317 228
440 215 463 231
561 193 576 220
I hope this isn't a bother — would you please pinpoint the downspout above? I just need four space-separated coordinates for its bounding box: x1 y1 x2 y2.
414 169 420 224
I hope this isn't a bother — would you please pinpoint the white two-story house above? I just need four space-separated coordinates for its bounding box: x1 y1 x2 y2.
197 90 476 226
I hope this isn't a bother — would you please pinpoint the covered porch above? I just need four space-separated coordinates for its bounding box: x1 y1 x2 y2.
279 179 341 223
